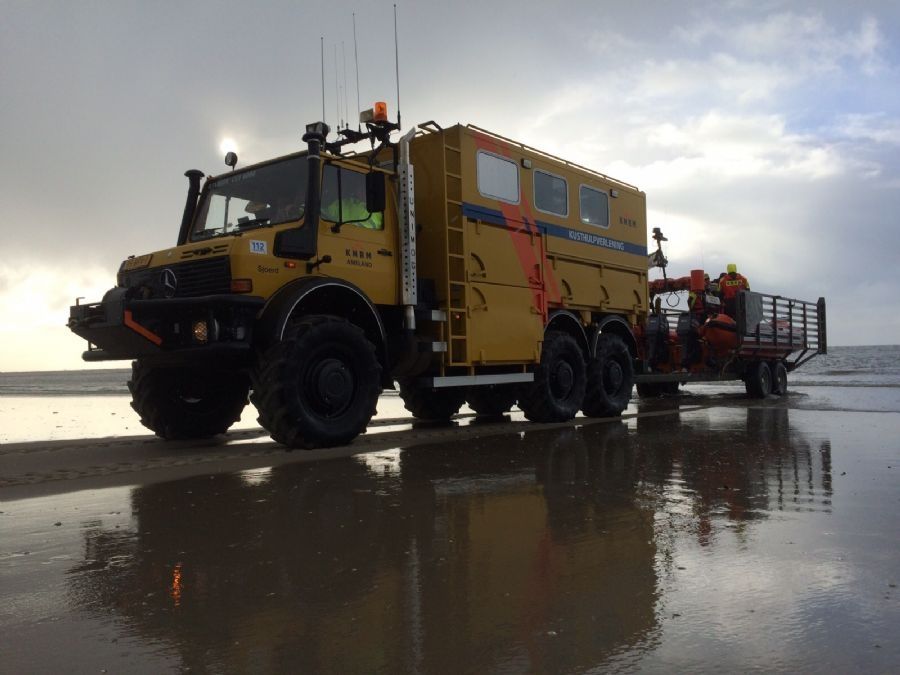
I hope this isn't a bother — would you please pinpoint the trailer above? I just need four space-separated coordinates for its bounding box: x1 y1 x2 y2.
635 278 826 397
69 107 826 448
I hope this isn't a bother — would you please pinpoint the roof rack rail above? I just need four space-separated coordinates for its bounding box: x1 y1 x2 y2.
466 124 641 193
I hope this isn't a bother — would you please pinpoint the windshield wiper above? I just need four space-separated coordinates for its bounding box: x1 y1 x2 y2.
192 228 238 242
236 217 270 230
192 229 222 241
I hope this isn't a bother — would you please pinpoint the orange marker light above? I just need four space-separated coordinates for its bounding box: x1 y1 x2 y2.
230 279 253 293
373 102 388 122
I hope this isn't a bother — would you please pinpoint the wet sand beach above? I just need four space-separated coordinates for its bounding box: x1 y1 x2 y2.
1 374 899 672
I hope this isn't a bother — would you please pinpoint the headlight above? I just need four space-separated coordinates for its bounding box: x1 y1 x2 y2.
192 320 209 343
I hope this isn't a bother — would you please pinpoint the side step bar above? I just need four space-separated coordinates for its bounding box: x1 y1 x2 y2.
418 373 534 389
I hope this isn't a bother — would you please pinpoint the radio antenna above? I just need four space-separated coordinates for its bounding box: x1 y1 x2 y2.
342 41 349 130
334 44 340 129
393 3 401 128
320 37 326 124
353 13 361 131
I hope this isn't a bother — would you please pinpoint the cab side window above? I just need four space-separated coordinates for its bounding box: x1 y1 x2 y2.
321 165 384 230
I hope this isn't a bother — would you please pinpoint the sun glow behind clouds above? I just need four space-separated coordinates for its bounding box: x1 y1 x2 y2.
219 137 238 156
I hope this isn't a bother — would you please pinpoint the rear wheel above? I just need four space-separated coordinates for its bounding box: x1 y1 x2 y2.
128 360 249 440
398 381 466 421
466 385 518 416
744 361 772 398
582 334 634 417
251 316 382 448
519 331 586 422
772 361 788 396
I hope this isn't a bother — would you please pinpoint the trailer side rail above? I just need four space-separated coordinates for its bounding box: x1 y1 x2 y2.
736 292 826 369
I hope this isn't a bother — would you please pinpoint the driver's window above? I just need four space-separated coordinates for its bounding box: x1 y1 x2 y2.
321 165 384 230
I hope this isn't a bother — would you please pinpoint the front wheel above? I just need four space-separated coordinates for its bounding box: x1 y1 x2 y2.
128 360 249 440
582 334 634 417
252 316 382 449
519 331 586 422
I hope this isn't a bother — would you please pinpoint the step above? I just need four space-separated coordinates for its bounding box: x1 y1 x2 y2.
415 309 447 322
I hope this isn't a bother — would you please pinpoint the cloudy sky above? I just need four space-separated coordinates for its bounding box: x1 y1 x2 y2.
1 0 898 371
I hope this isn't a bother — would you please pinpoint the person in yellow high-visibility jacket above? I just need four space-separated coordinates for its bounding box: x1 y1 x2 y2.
717 263 750 316
321 196 383 230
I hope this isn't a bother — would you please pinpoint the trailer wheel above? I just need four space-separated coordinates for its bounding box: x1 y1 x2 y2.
772 361 788 396
466 385 518 416
252 316 382 448
398 381 466 421
744 361 772 398
128 360 249 440
519 331 586 422
582 334 634 417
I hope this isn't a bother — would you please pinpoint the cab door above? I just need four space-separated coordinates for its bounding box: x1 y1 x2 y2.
317 162 397 305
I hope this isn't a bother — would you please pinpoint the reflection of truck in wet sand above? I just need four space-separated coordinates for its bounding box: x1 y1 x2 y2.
68 423 659 673
69 106 826 448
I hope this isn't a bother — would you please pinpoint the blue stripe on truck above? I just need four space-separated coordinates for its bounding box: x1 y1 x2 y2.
461 202 647 257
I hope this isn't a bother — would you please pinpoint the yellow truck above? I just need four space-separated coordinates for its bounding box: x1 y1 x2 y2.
69 108 825 447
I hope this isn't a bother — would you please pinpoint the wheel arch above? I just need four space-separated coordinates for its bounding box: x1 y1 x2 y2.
256 277 391 387
545 309 589 358
591 315 638 359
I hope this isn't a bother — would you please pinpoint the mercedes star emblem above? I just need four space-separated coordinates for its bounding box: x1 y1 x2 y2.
160 268 178 298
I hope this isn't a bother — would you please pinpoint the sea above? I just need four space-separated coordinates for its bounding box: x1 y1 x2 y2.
0 345 897 396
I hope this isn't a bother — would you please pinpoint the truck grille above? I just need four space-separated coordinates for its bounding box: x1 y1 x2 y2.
120 256 231 298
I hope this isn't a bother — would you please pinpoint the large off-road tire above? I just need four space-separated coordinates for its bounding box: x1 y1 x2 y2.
251 316 382 449
128 360 249 440
519 331 586 423
582 334 634 417
466 385 518 416
771 361 788 396
398 380 466 421
744 361 772 398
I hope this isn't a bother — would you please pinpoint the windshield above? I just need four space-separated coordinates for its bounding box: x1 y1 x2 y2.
191 155 308 240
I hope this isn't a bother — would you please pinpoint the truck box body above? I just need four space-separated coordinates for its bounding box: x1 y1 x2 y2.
410 125 648 370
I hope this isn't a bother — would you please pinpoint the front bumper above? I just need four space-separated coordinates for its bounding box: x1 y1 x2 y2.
68 287 265 365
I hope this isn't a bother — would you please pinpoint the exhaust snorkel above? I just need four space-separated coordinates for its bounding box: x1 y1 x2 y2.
176 169 205 246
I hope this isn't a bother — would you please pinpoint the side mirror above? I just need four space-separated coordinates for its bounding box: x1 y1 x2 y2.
366 172 386 213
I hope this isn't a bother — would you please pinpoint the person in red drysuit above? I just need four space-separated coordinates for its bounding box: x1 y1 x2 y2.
718 263 750 316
